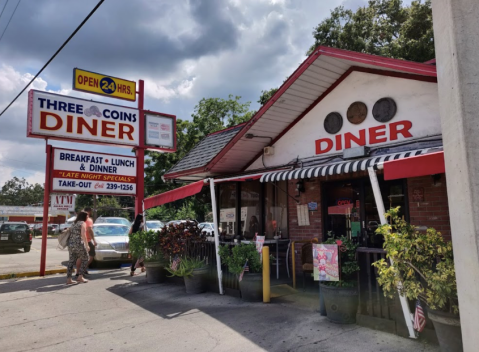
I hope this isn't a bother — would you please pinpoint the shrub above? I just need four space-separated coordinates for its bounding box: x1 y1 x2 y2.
372 207 458 314
322 235 360 287
219 243 262 275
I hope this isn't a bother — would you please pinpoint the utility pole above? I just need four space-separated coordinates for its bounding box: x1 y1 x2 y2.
432 1 479 351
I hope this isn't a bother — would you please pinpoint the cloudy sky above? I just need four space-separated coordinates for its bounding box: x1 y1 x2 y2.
0 0 412 188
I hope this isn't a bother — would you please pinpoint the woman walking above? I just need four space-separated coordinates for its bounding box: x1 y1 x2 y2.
67 211 90 285
130 214 145 276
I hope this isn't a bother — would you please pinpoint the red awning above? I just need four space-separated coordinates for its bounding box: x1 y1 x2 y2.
383 151 445 181
144 180 205 210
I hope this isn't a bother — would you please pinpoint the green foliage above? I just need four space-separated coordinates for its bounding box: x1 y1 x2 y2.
129 230 165 263
97 196 129 218
308 0 434 63
165 257 206 278
372 207 458 314
323 236 360 287
158 221 205 258
0 177 44 206
258 88 278 105
219 243 262 275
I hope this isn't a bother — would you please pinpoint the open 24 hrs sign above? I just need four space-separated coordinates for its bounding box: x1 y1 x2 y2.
73 68 136 102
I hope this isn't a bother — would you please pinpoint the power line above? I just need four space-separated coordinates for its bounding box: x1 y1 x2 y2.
0 1 9 23
0 0 20 44
0 0 105 118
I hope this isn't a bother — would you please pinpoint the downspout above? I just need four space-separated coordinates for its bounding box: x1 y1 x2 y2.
367 165 416 339
208 178 224 295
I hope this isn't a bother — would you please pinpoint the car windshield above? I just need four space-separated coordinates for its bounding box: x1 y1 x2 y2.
93 225 130 237
1 224 28 231
146 221 164 229
98 218 131 226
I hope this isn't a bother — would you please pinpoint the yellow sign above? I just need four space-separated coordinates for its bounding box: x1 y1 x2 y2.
73 68 136 102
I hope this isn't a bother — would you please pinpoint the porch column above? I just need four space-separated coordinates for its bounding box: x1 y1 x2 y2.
432 1 479 350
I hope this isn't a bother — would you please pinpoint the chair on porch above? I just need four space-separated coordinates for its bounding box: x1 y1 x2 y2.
301 242 314 290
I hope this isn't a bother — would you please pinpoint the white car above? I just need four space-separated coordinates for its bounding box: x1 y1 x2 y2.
198 222 215 236
145 220 164 231
93 223 131 262
95 217 131 227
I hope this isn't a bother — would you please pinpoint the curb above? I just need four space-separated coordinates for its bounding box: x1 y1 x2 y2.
0 268 67 280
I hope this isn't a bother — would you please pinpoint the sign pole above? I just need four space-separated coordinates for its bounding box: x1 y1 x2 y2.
135 80 145 216
40 143 52 276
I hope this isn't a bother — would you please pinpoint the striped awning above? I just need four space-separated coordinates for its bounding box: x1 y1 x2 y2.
260 149 430 182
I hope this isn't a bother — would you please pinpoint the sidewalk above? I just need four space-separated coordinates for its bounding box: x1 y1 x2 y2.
0 269 438 352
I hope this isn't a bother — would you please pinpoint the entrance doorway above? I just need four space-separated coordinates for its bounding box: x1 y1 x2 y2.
322 177 408 248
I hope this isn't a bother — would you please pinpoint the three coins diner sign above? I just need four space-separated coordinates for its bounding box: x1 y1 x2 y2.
28 68 177 276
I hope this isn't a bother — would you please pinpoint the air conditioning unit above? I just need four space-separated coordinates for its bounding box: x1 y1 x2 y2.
264 146 275 156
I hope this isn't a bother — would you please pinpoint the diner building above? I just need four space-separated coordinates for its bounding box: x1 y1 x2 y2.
160 46 449 336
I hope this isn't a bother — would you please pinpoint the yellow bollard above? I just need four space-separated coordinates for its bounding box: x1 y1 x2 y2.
263 246 270 303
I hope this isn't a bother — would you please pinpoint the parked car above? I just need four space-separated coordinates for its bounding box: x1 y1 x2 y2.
198 222 215 236
0 222 32 252
145 220 164 231
94 217 131 227
167 220 198 227
92 223 131 262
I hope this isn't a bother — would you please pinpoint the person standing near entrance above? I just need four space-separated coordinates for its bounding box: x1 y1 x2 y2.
129 214 145 276
76 207 96 277
67 211 89 284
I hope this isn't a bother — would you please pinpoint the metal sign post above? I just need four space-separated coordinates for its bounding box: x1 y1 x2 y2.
40 144 52 276
135 80 145 216
209 178 224 295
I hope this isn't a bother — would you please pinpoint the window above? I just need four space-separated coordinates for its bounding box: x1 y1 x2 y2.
240 181 261 240
219 183 236 238
0 216 8 222
264 181 288 239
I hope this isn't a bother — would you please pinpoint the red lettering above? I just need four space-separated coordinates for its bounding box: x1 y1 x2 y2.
77 117 98 136
66 115 73 133
40 111 62 131
127 86 131 95
344 129 366 149
93 78 98 88
369 125 387 144
101 121 116 138
335 134 342 151
77 75 83 84
390 120 413 140
315 138 333 154
119 123 134 140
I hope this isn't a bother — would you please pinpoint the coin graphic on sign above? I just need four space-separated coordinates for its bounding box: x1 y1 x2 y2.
324 112 343 134
100 77 116 94
347 101 368 125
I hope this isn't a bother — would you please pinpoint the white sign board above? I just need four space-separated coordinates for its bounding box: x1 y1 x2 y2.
145 113 175 150
51 148 137 195
50 194 76 212
28 90 140 147
220 208 236 222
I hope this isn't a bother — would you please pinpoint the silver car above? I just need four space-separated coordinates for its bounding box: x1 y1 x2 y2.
94 217 131 226
145 220 164 231
93 223 131 262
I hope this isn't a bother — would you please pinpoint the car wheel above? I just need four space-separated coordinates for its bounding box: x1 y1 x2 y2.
24 246 31 253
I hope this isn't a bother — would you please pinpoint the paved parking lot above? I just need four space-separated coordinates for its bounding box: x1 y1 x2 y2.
0 271 439 352
0 238 68 275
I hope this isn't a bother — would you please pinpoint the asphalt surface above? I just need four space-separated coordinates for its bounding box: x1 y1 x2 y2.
0 238 126 275
0 238 68 275
0 270 439 352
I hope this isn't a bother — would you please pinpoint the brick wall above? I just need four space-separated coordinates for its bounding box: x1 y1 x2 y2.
407 173 451 241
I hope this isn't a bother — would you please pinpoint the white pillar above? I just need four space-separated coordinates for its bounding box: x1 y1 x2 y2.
432 1 479 350
209 178 224 295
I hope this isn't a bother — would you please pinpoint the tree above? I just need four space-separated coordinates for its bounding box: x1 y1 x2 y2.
144 95 254 222
258 88 278 106
308 0 434 63
0 177 44 206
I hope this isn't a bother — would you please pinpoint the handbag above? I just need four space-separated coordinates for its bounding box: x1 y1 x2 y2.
57 227 72 249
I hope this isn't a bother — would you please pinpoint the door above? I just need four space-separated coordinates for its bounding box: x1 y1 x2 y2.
323 177 407 247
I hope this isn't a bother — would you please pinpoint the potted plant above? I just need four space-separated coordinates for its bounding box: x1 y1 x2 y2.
159 221 207 289
373 207 461 352
129 229 167 284
319 235 360 324
166 257 208 294
219 243 262 301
